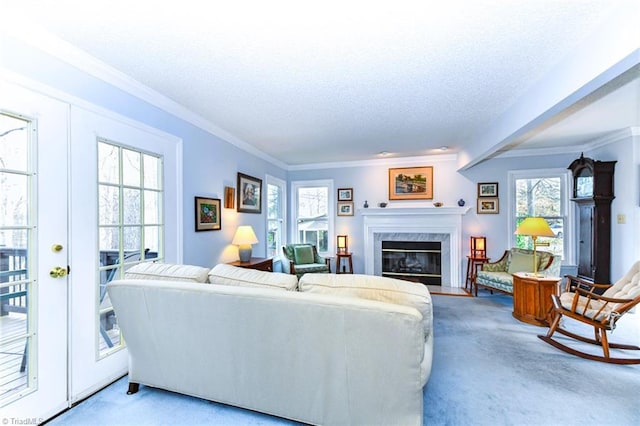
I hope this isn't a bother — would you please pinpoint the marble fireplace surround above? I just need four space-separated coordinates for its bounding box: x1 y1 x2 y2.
362 207 470 287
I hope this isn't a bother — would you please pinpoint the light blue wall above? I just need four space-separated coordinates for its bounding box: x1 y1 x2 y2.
4 35 637 280
2 36 287 267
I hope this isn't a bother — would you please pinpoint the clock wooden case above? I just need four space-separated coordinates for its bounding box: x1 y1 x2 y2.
568 154 616 283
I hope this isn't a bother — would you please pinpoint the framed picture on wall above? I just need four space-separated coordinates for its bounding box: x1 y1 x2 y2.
337 201 354 216
237 173 262 213
388 166 433 200
477 197 499 214
337 187 353 201
478 182 498 197
195 197 221 231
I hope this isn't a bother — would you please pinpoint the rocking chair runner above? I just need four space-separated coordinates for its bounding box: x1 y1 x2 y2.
538 260 640 364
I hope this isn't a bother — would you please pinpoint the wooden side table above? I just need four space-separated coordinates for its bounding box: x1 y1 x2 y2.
335 252 353 274
512 272 561 326
465 256 489 293
227 257 273 272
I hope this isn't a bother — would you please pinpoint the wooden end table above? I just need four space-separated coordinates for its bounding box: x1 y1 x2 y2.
227 257 273 272
512 272 561 326
465 255 489 294
335 252 353 274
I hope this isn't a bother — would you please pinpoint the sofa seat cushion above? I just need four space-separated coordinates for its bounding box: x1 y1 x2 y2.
208 264 298 291
559 292 611 321
299 273 432 340
295 264 330 274
476 271 514 293
124 262 210 283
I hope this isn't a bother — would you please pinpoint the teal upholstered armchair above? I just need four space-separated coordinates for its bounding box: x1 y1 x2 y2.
474 248 560 296
282 244 331 278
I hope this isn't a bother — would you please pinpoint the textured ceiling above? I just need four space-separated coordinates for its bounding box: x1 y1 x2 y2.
5 0 639 167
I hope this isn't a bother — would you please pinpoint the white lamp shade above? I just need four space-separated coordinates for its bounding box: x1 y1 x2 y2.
232 226 259 245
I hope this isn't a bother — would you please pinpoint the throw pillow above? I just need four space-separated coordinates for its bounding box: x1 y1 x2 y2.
293 245 315 265
507 252 535 274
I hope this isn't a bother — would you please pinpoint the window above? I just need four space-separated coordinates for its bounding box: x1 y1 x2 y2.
97 139 164 355
291 180 334 254
266 175 286 258
509 169 571 262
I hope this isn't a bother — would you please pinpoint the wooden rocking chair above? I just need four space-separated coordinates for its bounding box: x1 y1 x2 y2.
538 260 640 364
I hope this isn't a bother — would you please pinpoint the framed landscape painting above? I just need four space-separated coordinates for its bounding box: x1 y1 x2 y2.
195 197 221 231
388 166 433 200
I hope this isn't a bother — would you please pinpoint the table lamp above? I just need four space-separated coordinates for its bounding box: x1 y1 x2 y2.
232 225 259 262
470 236 486 258
337 235 348 254
514 217 554 276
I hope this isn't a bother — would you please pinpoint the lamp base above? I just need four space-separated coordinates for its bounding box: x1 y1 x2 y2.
238 245 252 262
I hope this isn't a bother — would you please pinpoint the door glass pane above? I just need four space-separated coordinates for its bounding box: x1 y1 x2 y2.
143 154 161 190
0 114 28 171
143 190 161 224
0 113 33 402
0 173 29 226
98 142 119 184
123 188 141 224
98 185 120 225
122 149 141 187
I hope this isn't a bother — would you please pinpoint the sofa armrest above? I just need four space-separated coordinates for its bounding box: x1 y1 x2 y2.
481 250 509 272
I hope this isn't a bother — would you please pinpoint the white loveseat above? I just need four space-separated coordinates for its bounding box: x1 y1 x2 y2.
107 263 434 426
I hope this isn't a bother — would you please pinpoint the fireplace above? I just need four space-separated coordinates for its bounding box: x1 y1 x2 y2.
382 241 442 285
361 206 469 287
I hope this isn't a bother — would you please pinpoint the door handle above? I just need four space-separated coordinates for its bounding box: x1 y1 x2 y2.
50 266 68 278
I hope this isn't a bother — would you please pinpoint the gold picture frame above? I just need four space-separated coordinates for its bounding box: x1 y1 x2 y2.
388 166 433 200
477 197 499 214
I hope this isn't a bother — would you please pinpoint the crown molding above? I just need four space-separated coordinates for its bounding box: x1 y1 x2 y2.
4 20 288 170
493 127 635 160
286 153 458 171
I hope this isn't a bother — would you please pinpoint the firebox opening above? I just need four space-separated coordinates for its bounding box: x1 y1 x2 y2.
382 241 442 285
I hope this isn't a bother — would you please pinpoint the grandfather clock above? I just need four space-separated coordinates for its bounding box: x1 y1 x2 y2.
568 154 616 283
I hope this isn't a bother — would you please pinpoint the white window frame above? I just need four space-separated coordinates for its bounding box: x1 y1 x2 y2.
507 168 574 265
265 174 287 258
290 179 335 255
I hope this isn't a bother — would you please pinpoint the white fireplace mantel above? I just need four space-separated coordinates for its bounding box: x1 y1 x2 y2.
359 206 470 217
361 207 470 286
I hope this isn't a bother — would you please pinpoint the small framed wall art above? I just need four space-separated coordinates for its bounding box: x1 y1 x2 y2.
478 182 498 197
477 197 499 214
237 173 262 214
389 166 433 200
337 187 353 201
195 197 221 231
337 201 354 216
224 186 235 209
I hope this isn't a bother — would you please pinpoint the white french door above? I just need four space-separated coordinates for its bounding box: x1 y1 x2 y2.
0 81 69 420
68 105 181 402
1 80 182 420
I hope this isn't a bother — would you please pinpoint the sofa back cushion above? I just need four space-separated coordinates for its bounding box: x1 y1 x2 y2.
293 245 315 265
124 262 210 283
208 264 298 291
299 273 432 340
507 251 535 274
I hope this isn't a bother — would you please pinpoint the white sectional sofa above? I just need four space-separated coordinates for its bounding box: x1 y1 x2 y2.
107 263 434 426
